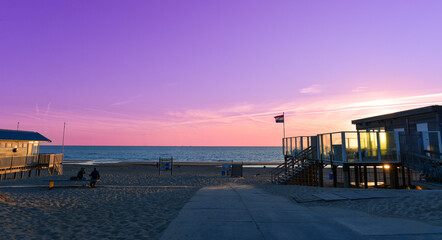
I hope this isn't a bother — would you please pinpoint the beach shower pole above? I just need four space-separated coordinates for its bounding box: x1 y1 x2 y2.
62 122 66 154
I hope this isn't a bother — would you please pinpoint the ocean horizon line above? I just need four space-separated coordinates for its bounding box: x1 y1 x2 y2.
39 145 283 163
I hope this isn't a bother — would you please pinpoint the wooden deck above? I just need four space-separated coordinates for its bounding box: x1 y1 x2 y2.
0 154 63 180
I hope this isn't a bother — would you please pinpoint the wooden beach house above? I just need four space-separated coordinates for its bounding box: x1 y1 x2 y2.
0 129 63 180
272 105 442 188
352 105 442 134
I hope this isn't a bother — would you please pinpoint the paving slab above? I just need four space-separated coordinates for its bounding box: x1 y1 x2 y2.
246 201 308 211
312 192 348 201
195 189 238 197
333 215 442 235
367 234 442 240
183 199 245 209
160 221 263 240
190 195 242 202
249 209 323 223
160 185 442 240
175 208 253 222
235 188 267 194
256 222 363 240
240 195 291 203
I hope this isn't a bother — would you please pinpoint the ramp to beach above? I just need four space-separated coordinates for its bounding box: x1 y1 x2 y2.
160 184 442 240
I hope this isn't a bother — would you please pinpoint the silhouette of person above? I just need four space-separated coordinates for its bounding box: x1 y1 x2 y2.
89 168 100 188
76 168 86 180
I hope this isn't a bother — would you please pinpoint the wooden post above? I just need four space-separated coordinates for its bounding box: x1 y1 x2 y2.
382 167 387 187
390 166 399 189
13 172 17 179
332 165 337 187
343 165 350 188
401 166 406 187
28 170 32 178
354 166 360 188
363 166 368 188
284 156 288 174
373 165 378 188
394 166 399 189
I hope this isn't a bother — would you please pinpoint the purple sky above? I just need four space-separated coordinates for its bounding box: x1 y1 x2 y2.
1 1 442 146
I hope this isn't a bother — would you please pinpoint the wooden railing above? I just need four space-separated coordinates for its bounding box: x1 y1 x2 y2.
271 146 316 183
0 154 63 173
0 156 37 169
402 152 442 182
38 153 63 166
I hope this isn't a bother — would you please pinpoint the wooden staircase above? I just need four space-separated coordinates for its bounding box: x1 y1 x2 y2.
402 152 442 183
271 146 318 185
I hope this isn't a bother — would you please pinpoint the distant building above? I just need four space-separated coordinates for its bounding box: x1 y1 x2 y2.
0 129 62 179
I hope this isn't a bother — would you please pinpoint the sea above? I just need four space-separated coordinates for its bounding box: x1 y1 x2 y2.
39 146 283 164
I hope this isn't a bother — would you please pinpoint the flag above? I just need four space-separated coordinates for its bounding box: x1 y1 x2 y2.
274 114 284 123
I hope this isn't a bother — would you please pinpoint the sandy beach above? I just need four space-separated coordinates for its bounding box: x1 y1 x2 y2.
0 162 440 239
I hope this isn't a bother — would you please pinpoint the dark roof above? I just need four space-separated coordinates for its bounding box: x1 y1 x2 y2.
0 129 51 142
352 105 442 125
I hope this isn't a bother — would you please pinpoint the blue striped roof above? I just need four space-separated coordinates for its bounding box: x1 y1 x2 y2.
0 129 51 142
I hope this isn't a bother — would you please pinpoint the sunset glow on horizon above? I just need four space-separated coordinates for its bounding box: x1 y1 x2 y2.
1 1 442 146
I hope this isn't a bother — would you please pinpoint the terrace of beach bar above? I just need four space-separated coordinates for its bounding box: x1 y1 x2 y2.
273 105 442 189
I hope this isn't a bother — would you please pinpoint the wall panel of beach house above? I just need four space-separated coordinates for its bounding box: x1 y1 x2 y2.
0 141 41 158
352 105 442 154
352 105 442 134
0 129 51 169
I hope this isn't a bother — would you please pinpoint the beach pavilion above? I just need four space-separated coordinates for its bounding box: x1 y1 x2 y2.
272 105 442 189
0 129 63 180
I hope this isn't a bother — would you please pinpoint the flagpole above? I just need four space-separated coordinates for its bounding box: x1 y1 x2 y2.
62 122 66 154
283 112 285 139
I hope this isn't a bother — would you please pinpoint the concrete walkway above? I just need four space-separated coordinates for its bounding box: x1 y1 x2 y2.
160 185 442 240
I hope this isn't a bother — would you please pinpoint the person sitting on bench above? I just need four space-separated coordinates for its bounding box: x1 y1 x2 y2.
70 167 86 180
89 168 100 188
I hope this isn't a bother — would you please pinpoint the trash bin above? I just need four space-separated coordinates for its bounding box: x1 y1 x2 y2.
231 164 243 177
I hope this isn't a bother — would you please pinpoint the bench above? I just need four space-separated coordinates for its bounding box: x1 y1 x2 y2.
47 179 100 189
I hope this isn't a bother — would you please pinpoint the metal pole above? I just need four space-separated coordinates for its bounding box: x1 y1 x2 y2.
17 122 19 130
62 122 66 154
283 112 286 139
